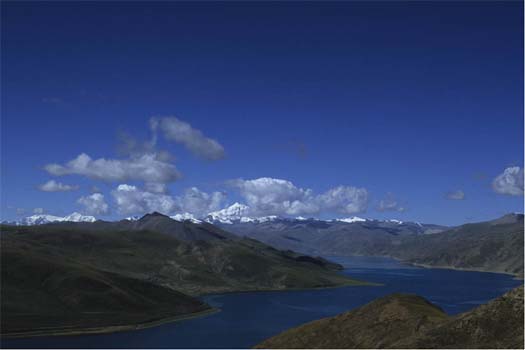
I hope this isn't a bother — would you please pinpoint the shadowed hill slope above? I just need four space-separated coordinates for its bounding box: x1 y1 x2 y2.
255 286 524 349
1 215 366 337
391 214 524 276
1 244 211 336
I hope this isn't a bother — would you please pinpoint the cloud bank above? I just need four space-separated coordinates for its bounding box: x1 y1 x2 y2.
111 184 179 215
230 177 368 216
176 187 226 218
39 180 79 192
45 153 181 189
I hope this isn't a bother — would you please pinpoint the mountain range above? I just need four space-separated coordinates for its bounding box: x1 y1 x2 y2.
4 202 438 228
1 213 364 337
5 205 522 277
220 213 524 276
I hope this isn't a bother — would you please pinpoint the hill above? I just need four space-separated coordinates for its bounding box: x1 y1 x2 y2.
391 214 524 276
223 214 523 276
1 242 211 337
255 286 524 349
1 214 365 337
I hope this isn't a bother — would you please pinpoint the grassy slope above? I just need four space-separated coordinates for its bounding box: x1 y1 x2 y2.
255 286 524 349
1 243 211 335
392 218 524 276
401 286 525 349
1 223 365 336
255 293 449 349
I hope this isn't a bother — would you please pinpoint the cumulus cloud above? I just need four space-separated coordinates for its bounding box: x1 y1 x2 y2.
176 187 227 218
492 166 524 196
230 177 317 216
38 180 79 192
45 153 181 188
377 193 406 212
317 186 369 214
229 177 368 216
445 190 465 200
111 184 179 215
151 117 225 160
77 193 109 215
33 208 45 214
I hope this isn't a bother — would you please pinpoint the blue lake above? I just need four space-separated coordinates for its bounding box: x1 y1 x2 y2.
2 256 522 348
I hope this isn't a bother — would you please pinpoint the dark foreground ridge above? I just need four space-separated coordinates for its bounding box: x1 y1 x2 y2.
0 215 366 337
255 286 524 349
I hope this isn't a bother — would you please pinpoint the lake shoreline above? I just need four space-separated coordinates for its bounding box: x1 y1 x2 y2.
1 308 220 340
331 254 523 279
1 280 375 340
3 259 519 341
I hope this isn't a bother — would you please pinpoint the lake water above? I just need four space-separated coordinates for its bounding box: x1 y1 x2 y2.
2 256 522 349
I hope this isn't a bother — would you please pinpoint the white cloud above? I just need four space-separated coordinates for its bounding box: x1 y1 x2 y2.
492 166 524 196
77 193 109 215
33 208 45 214
377 193 406 212
38 180 79 192
45 153 181 186
317 186 368 214
230 177 318 216
176 187 226 218
151 116 225 160
445 190 465 200
111 184 179 215
230 177 368 216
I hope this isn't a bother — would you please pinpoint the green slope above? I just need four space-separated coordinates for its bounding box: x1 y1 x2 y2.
1 217 366 336
255 286 524 349
1 243 211 336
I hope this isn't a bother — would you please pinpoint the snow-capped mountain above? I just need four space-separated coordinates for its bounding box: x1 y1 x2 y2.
170 212 202 224
14 212 96 226
204 203 282 224
335 216 367 223
2 204 416 228
205 202 251 224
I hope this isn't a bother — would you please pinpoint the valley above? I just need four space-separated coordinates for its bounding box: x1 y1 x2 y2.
216 211 524 277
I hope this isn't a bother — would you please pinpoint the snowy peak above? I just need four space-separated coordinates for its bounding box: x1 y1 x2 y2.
205 203 282 224
63 212 96 223
335 216 367 223
16 212 96 226
170 212 202 224
206 202 251 224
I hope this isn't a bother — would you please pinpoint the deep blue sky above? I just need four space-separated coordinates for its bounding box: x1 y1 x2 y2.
1 1 523 225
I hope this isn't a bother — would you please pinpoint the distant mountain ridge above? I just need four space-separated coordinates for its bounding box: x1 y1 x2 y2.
2 212 96 226
4 202 436 228
222 213 524 276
